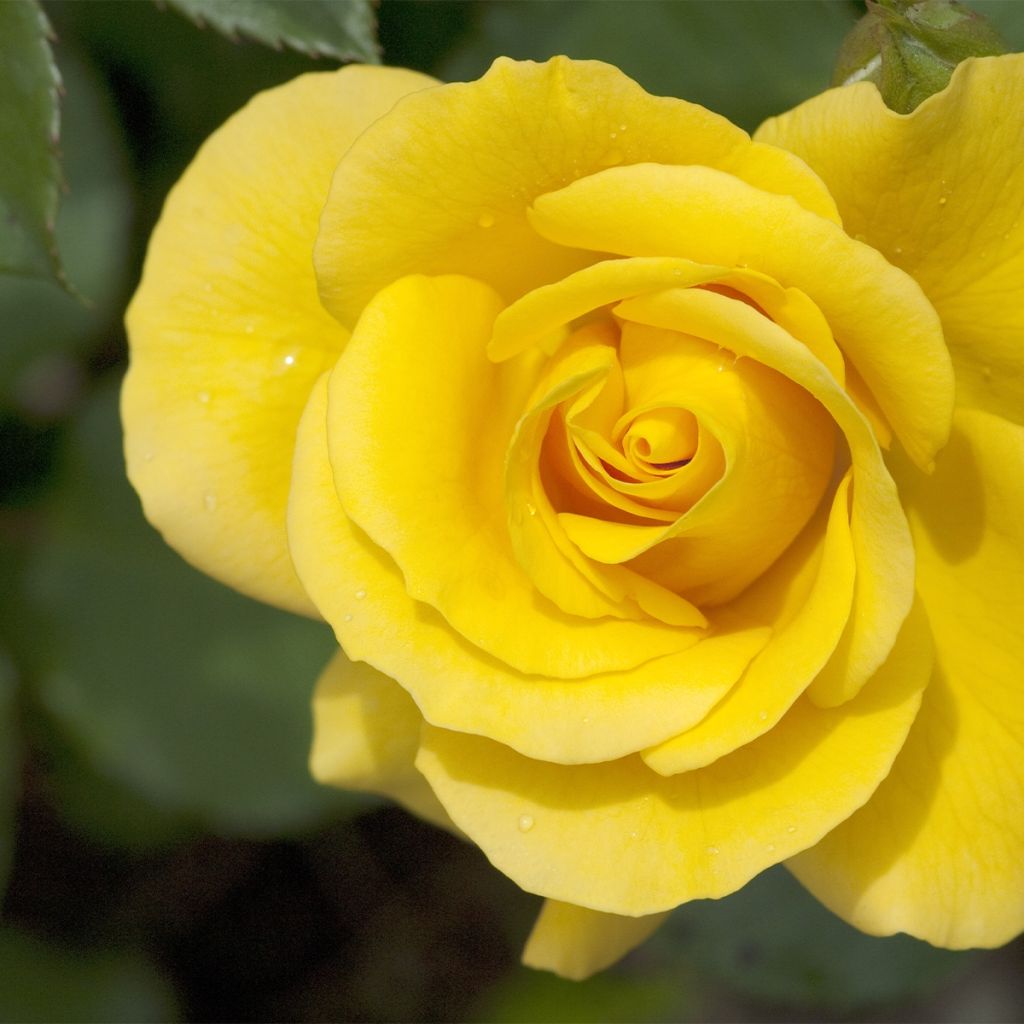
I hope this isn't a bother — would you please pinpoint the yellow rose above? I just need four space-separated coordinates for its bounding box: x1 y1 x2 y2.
123 55 1024 979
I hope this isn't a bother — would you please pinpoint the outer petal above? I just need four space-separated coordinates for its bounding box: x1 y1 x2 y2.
315 56 840 326
415 602 929 917
310 650 454 831
289 374 767 765
327 275 697 678
522 901 669 981
123 66 435 615
789 410 1024 949
529 163 952 470
757 54 1024 427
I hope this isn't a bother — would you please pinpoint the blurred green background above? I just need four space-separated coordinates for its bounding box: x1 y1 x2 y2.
2 1 1023 1020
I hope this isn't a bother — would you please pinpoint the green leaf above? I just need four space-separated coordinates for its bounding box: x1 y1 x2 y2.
0 0 65 285
24 378 369 839
0 927 178 1023
439 0 859 132
164 0 381 63
0 48 133 414
652 866 974 1014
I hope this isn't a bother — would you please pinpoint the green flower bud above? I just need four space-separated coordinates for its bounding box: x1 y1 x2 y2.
834 0 1008 113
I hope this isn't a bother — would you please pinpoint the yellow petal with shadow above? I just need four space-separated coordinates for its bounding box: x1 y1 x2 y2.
528 163 951 470
415 601 929 916
788 409 1024 949
316 57 840 326
522 900 670 981
643 473 855 774
310 649 454 832
289 373 767 765
123 65 435 616
327 275 697 678
757 54 1024 430
617 287 911 706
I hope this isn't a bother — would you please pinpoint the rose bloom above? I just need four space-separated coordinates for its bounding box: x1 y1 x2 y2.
123 55 1024 978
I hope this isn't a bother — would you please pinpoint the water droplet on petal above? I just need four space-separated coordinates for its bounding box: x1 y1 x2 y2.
706 845 720 855
197 391 210 404
244 323 255 335
518 814 535 833
767 843 776 853
938 196 948 206
355 588 367 600
478 211 496 229
526 502 537 517
282 353 296 367
618 123 628 132
786 825 797 834
758 710 768 722
203 492 217 511
143 451 155 463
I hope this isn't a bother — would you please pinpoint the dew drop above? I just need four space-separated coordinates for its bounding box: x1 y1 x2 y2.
197 391 210 404
203 492 217 511
618 123 627 132
766 843 776 853
786 825 797 834
609 131 618 140
600 149 624 167
478 211 496 229
629 830 638 840
938 196 948 206
758 710 768 722
355 588 367 600
143 451 155 463
525 501 537 517
244 323 255 335
706 845 720 856
282 353 296 367
894 246 903 255
517 814 535 833
343 613 353 623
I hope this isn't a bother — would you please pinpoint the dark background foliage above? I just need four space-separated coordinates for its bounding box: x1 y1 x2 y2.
1 2 1023 1020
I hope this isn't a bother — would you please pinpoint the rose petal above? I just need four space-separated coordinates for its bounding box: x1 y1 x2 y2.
315 56 840 326
617 287 912 706
757 54 1024 429
643 472 855 773
415 600 930 916
789 409 1024 949
522 900 669 981
310 649 455 832
289 373 768 764
123 66 434 615
327 274 701 677
529 163 952 470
